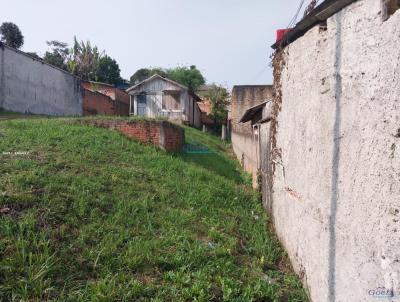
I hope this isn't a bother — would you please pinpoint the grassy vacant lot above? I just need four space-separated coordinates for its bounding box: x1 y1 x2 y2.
0 118 307 301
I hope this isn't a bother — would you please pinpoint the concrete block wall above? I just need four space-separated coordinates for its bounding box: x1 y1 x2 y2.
270 1 400 301
231 132 259 188
230 85 272 187
0 44 82 116
230 85 272 136
81 119 184 152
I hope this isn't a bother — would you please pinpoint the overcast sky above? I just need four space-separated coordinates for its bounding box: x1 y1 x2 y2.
0 0 304 88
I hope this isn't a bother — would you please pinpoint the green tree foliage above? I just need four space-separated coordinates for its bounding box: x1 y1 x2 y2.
206 84 230 125
43 41 69 70
166 65 205 91
130 65 205 91
42 37 123 85
130 68 166 85
0 22 24 49
94 55 123 85
67 37 103 80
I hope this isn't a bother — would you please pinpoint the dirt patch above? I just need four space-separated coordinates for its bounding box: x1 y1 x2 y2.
0 202 31 219
395 128 400 138
210 283 223 301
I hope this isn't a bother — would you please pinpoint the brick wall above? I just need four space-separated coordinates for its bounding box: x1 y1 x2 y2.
80 119 184 152
159 121 185 151
83 89 115 116
82 82 130 116
114 88 130 105
83 89 129 116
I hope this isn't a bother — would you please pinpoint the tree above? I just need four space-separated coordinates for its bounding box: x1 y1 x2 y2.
206 84 230 129
129 66 206 90
130 68 166 85
166 65 205 91
67 37 103 80
0 22 24 49
43 41 69 70
94 55 123 85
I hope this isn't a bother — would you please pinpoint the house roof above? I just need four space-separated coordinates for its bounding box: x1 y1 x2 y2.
84 80 115 88
196 84 214 92
197 100 212 115
126 74 188 92
271 0 358 50
240 101 270 123
83 87 113 99
232 85 272 89
190 91 203 102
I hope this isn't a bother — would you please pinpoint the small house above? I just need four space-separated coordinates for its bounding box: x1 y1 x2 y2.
126 74 202 128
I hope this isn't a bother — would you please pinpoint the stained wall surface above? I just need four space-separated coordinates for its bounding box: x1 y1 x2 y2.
270 1 400 301
0 45 82 116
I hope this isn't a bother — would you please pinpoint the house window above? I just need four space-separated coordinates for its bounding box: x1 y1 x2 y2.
163 92 181 110
383 0 400 21
137 93 147 116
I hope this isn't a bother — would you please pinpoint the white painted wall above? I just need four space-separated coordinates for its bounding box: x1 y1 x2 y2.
271 1 400 301
0 45 83 116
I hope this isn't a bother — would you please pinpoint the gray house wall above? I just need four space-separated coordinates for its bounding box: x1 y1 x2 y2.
0 44 83 116
270 1 400 301
128 76 201 128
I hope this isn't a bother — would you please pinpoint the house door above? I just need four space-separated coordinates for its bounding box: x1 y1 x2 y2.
137 94 147 116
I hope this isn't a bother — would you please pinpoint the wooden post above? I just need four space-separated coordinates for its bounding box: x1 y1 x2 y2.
221 124 227 141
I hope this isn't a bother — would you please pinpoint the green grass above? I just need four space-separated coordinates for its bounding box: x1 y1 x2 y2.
0 118 308 301
0 108 21 118
0 108 44 120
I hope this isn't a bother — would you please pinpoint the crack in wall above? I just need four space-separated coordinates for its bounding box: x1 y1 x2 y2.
328 10 344 302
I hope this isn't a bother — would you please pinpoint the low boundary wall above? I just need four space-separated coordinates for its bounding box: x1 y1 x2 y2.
80 119 184 152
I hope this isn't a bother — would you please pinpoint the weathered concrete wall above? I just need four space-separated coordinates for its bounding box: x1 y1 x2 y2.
231 131 259 187
231 85 272 136
231 85 272 187
270 1 400 301
0 45 82 116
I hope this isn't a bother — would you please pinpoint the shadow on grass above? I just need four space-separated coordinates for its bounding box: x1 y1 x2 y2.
179 152 243 183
